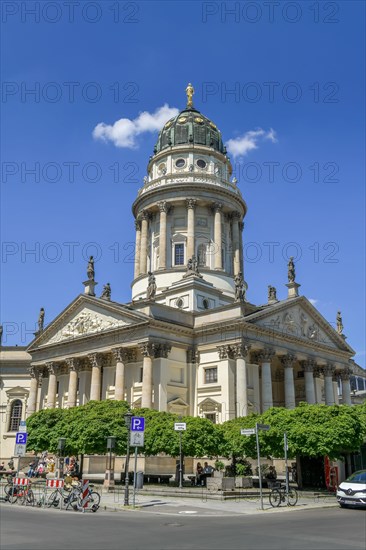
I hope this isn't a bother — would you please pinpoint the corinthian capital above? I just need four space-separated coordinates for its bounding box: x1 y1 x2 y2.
187 347 200 364
280 354 297 368
217 345 232 360
302 358 317 373
231 210 241 221
232 342 251 359
88 353 102 368
257 348 275 364
66 358 80 372
135 219 141 231
186 198 197 210
211 202 223 213
339 368 352 381
158 201 168 213
45 362 58 376
323 363 335 377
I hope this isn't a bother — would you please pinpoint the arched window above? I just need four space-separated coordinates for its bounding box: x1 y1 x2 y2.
9 400 22 431
197 243 206 267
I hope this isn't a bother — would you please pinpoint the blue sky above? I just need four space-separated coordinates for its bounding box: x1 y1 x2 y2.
1 1 365 367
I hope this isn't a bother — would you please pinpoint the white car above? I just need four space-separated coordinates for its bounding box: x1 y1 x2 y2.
337 470 366 508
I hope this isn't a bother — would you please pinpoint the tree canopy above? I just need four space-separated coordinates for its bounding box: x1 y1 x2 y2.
26 401 366 461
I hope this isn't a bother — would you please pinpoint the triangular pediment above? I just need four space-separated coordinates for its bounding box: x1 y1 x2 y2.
6 386 29 397
245 296 354 354
28 295 149 350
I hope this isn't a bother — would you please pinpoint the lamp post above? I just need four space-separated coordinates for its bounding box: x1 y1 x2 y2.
104 436 116 490
124 411 133 506
57 438 66 478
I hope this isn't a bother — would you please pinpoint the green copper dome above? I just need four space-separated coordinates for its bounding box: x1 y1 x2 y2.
154 107 226 155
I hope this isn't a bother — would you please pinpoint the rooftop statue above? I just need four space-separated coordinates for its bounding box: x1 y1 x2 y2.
336 311 344 335
288 257 296 283
101 283 111 301
38 308 45 332
87 256 95 281
147 271 157 300
234 272 245 303
186 82 194 108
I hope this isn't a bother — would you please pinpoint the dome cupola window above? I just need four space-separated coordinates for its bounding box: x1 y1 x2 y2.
196 159 207 170
175 158 186 169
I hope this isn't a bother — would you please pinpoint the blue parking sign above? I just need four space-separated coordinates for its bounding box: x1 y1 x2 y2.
15 432 28 445
131 417 145 432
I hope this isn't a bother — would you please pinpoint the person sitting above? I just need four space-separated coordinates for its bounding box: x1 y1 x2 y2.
266 466 277 481
68 459 81 480
195 462 203 486
27 461 36 478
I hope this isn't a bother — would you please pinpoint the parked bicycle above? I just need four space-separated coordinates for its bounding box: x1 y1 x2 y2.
269 482 298 507
9 482 35 506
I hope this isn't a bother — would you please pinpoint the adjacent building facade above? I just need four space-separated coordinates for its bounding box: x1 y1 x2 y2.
23 88 358 424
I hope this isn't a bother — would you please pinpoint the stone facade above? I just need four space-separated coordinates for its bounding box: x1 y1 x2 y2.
1 92 364 453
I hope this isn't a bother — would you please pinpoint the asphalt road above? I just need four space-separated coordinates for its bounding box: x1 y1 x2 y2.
1 505 365 550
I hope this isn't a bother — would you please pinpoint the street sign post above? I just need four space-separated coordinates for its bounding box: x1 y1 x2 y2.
255 423 271 511
18 421 27 433
130 417 145 509
130 432 144 447
174 422 186 488
15 432 28 445
241 428 256 436
174 422 186 431
256 424 270 431
131 417 145 432
14 444 26 457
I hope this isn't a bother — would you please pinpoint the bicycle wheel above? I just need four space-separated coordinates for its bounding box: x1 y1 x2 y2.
269 489 282 507
8 487 18 504
287 488 298 506
89 491 101 509
24 489 35 506
47 490 60 508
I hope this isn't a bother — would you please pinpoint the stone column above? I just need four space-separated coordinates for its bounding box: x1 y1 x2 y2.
139 211 149 275
46 362 57 409
157 201 168 269
340 368 352 405
233 342 251 417
212 202 223 270
112 348 129 401
302 359 316 404
250 362 261 413
153 343 171 411
140 343 155 409
231 211 241 276
66 358 79 408
281 354 296 409
323 363 335 405
134 220 141 278
187 348 199 416
239 220 244 276
88 353 102 401
27 366 39 417
186 199 196 260
258 349 274 411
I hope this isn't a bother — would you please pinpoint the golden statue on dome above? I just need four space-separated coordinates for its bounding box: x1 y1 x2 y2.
186 83 194 108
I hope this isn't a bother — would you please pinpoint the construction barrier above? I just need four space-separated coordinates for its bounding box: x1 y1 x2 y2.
13 478 29 486
46 479 64 489
81 479 89 511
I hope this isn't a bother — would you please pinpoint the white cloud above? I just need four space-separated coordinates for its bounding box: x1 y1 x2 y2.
226 128 277 159
308 298 319 306
92 104 179 149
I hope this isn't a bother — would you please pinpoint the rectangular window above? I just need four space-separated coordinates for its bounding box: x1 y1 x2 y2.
139 367 143 383
205 413 217 424
56 381 60 395
205 367 218 384
174 243 184 265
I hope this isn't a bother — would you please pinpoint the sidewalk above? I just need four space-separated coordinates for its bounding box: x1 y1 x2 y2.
99 486 339 516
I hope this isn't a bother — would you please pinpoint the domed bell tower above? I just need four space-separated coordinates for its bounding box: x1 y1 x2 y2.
131 84 247 312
